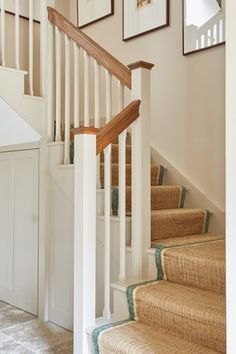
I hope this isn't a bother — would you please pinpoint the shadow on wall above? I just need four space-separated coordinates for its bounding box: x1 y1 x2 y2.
0 97 40 147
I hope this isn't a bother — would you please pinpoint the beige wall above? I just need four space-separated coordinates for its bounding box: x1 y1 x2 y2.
69 0 225 212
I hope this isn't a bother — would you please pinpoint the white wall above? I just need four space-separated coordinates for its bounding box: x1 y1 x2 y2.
226 0 236 352
69 0 225 215
0 97 40 146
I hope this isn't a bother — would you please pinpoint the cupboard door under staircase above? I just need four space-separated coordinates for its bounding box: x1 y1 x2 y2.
0 149 39 315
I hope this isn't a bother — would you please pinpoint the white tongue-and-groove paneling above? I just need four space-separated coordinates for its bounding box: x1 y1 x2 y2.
0 149 39 315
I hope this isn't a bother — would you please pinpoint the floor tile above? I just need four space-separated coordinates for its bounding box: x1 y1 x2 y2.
36 339 73 354
0 338 33 353
2 320 73 352
0 301 36 330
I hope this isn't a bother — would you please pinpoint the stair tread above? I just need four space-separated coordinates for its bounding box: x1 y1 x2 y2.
152 233 225 247
134 280 225 324
96 320 220 354
151 208 207 215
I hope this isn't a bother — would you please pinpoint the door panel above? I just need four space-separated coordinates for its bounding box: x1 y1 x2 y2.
0 150 39 315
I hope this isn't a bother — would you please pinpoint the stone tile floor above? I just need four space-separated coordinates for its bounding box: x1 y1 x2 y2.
0 301 73 353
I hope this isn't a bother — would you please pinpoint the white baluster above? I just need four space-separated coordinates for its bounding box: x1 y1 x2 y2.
47 22 54 142
64 35 71 164
84 51 90 127
118 81 126 281
129 61 154 280
1 0 5 66
105 70 112 123
74 129 97 354
94 60 100 128
29 0 34 95
74 43 80 128
103 144 111 320
55 27 62 142
94 60 101 188
15 0 20 69
40 0 47 97
103 69 112 319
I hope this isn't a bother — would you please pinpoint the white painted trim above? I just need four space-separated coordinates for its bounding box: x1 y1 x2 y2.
0 142 40 153
0 66 27 75
226 0 236 352
38 139 49 321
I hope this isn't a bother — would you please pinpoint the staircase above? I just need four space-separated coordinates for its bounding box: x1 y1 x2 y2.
93 143 225 353
0 3 225 354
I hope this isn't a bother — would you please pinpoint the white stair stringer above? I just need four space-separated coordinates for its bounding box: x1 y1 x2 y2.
111 248 157 321
0 66 45 135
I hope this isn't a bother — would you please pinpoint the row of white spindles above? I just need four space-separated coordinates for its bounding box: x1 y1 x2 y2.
0 0 34 94
47 22 128 319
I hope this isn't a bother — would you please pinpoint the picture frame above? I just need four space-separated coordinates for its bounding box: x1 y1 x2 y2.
123 0 169 41
182 0 225 56
77 0 114 29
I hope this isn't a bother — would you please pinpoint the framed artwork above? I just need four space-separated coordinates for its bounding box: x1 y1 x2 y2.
183 0 225 55
77 0 114 28
123 0 169 41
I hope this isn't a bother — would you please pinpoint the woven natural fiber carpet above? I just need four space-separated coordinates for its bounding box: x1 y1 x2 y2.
93 143 225 353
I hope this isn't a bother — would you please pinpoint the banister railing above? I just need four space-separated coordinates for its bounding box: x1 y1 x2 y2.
47 6 131 89
73 100 141 155
46 7 154 353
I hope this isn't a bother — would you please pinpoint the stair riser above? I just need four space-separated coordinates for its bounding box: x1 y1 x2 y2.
112 187 185 214
100 165 162 187
136 301 225 353
158 240 225 295
101 146 132 164
151 210 209 240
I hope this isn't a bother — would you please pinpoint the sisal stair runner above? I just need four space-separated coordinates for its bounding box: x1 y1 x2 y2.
93 239 226 354
93 143 226 353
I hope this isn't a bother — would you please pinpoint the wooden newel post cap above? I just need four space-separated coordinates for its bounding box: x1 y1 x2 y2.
72 127 100 136
128 61 155 71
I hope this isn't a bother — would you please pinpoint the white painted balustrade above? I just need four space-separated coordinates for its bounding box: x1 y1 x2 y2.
46 8 154 352
0 0 50 98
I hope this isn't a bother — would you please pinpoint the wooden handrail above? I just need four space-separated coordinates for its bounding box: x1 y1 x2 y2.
47 7 132 89
96 100 140 155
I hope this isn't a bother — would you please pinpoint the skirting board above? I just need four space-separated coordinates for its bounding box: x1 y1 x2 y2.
151 146 225 234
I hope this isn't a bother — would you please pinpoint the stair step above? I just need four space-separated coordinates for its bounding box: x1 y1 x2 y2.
152 233 224 248
94 321 219 354
129 281 225 352
151 208 210 240
112 186 186 214
100 163 164 187
159 239 225 294
101 144 132 164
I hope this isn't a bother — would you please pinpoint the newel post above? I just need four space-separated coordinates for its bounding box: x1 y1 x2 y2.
73 127 99 354
128 61 154 280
